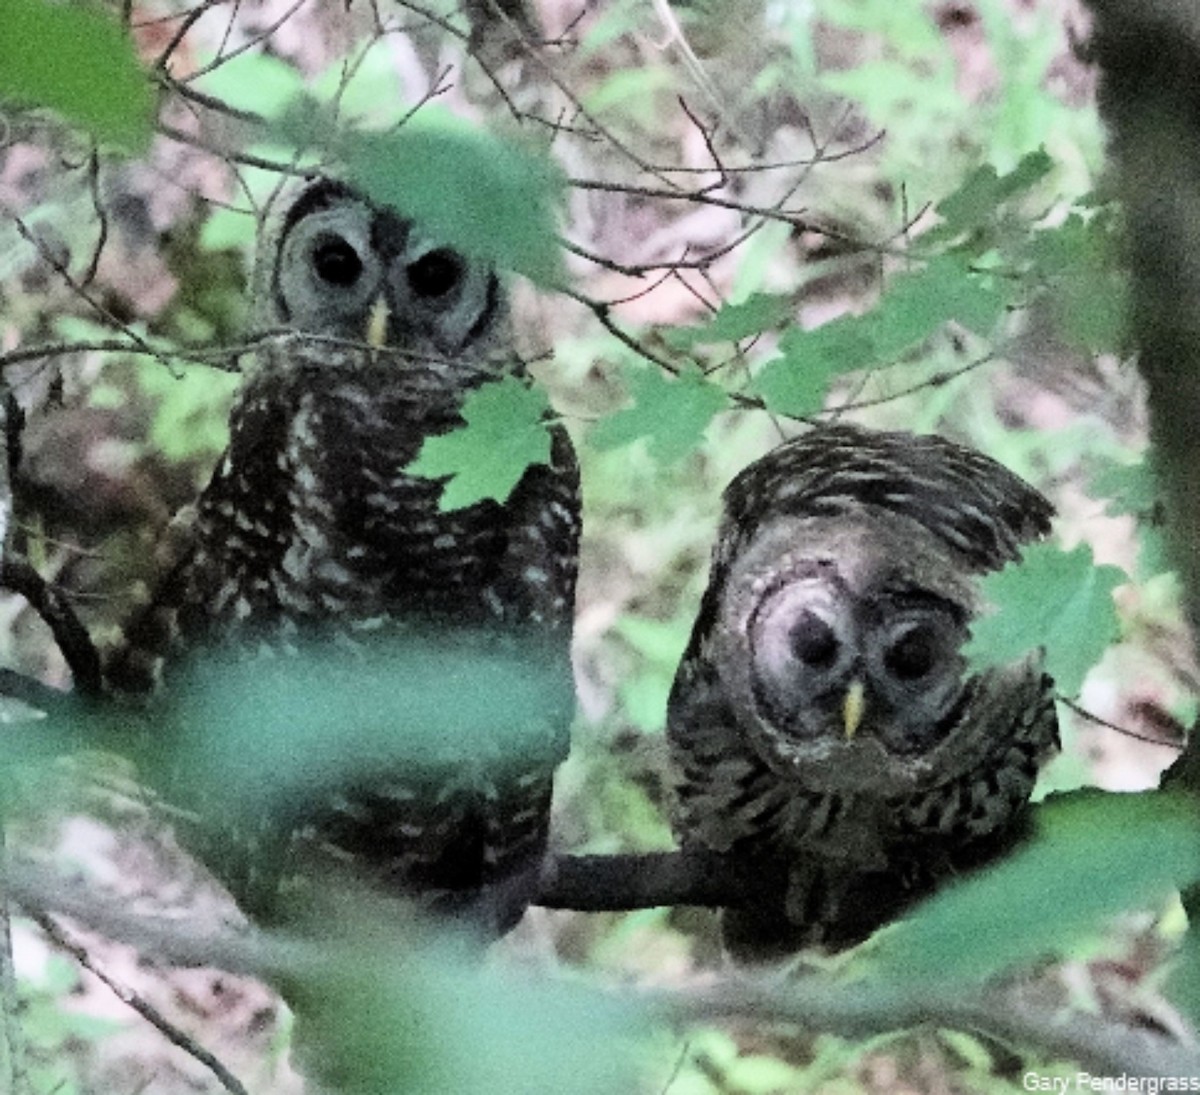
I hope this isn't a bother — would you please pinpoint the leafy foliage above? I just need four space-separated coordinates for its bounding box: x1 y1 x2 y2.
0 0 154 150
965 542 1128 696
590 365 728 464
750 254 1007 416
291 919 647 1095
864 790 1200 991
285 106 567 285
0 0 1195 1090
407 376 555 510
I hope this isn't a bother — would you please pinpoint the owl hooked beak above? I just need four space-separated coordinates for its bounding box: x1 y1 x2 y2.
843 679 865 739
366 295 390 348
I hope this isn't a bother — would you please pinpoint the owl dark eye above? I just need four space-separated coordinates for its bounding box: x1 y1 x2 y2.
408 249 463 298
312 237 364 287
885 625 938 681
790 611 839 669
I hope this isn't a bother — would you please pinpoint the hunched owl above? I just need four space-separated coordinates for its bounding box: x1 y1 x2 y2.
107 176 580 932
667 423 1060 958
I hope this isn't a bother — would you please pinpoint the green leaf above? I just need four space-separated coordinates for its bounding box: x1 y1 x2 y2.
933 148 1054 235
292 919 648 1095
1089 456 1160 519
193 52 304 122
406 376 553 510
965 542 1127 696
750 321 875 417
590 366 727 464
668 293 794 347
169 631 574 815
282 106 566 284
0 0 154 150
866 790 1200 989
872 255 1006 352
750 255 1006 417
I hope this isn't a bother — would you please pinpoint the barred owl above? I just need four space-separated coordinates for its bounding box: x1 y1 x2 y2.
108 177 579 932
667 424 1059 958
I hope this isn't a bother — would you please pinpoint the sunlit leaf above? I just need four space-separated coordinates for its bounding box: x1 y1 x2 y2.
193 52 304 121
866 790 1200 988
0 0 154 150
590 365 727 464
406 376 553 511
965 542 1127 695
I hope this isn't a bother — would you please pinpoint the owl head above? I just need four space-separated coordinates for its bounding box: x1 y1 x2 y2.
252 177 508 367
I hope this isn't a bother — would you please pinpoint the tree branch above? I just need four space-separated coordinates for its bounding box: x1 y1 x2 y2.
538 851 745 911
6 857 1196 1080
1086 0 1200 916
0 558 102 698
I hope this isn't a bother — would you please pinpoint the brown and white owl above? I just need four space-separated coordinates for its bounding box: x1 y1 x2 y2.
667 423 1060 958
108 176 580 933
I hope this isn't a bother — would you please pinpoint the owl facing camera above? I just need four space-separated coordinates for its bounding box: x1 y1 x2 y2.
667 424 1061 958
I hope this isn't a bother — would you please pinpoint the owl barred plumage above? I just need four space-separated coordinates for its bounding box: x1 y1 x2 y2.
667 424 1060 958
107 177 580 931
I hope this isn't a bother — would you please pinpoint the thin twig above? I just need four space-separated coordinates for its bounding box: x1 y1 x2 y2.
0 558 103 697
1059 694 1185 750
0 826 30 1095
32 912 250 1095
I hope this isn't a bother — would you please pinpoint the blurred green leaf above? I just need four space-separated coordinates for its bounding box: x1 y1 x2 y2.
1090 455 1160 519
965 542 1127 695
292 921 648 1095
0 0 154 150
866 790 1200 989
167 631 572 815
135 361 239 461
282 106 566 284
614 614 693 733
193 52 304 121
1169 921 1200 1028
407 376 553 510
590 365 727 464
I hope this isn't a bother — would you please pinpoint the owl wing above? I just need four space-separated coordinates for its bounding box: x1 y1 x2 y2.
104 381 297 693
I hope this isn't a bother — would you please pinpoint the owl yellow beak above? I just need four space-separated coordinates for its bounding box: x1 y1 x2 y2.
843 679 866 740
366 295 390 348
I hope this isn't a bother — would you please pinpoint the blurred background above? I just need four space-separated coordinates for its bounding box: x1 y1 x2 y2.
0 0 1191 1090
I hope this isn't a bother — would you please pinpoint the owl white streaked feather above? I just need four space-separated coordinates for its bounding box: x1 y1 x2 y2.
108 176 580 932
